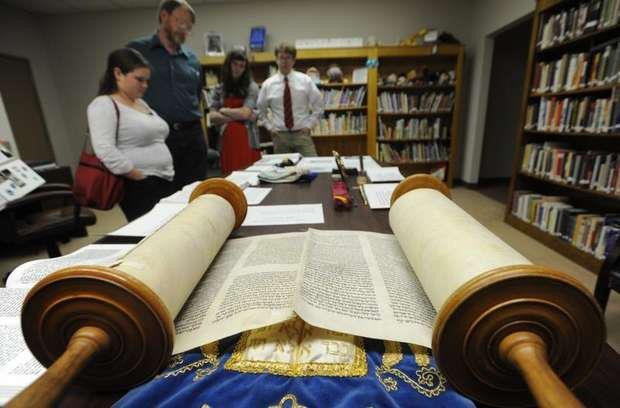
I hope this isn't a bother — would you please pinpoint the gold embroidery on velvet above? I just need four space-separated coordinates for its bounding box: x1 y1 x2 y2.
408 344 431 367
167 354 184 369
194 341 220 381
225 318 367 377
382 341 403 368
268 393 308 408
156 341 220 380
376 341 446 398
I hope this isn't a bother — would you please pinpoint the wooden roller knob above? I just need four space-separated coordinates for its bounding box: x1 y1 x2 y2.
433 265 605 407
189 178 247 228
390 173 451 205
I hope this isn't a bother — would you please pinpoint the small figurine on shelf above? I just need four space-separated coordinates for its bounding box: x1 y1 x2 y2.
306 67 321 85
396 74 408 86
326 64 343 83
385 73 398 86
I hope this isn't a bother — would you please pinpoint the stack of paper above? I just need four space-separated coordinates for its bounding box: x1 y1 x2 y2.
365 167 404 183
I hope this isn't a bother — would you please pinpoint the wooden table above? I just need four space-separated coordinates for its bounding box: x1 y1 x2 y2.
61 174 620 407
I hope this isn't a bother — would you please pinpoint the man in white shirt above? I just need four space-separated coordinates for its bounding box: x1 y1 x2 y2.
257 43 324 156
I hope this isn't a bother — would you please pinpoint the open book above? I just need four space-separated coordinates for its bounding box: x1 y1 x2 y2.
173 228 435 354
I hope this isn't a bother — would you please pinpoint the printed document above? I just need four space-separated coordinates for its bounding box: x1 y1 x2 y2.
242 204 324 226
362 183 399 209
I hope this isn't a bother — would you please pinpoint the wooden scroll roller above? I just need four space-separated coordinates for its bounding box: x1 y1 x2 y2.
390 174 605 408
7 178 247 408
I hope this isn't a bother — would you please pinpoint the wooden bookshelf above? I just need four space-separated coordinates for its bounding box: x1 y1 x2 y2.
507 0 620 273
529 84 613 97
201 44 464 182
324 106 367 112
506 214 604 272
374 45 464 187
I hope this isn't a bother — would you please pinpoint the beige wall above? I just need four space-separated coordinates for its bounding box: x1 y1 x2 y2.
37 0 475 167
461 0 535 183
3 0 536 181
0 4 72 165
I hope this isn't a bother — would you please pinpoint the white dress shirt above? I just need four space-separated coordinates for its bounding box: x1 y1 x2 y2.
257 70 324 132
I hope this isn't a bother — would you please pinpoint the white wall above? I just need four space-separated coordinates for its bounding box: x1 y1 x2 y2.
38 0 474 167
0 4 72 165
461 0 535 183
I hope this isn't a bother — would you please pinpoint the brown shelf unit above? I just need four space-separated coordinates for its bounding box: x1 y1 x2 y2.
374 45 464 187
507 0 620 274
202 45 464 182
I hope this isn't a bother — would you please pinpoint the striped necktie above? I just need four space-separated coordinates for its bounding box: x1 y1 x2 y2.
283 76 294 130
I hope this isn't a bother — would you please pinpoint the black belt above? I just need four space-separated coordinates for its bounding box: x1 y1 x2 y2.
167 120 201 131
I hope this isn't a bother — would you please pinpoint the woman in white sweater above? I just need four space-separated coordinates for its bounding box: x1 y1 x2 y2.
87 48 174 221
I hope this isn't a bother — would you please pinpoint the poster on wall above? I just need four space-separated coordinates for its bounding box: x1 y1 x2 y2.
0 92 20 158
0 145 45 211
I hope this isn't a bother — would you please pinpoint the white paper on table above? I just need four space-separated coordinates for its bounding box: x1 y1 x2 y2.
160 181 201 204
242 204 324 226
111 202 186 236
244 187 271 205
254 153 302 166
298 156 380 173
227 171 259 187
245 164 276 172
362 183 399 209
298 157 335 173
365 167 404 183
342 155 381 171
6 244 135 289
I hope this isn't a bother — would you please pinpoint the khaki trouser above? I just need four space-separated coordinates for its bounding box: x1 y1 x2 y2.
272 129 318 157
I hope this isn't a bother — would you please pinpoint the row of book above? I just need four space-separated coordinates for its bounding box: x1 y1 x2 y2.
521 142 620 194
378 117 449 141
512 191 620 259
524 96 619 133
321 87 366 109
376 141 449 164
377 92 454 114
537 0 620 50
311 113 367 136
531 45 620 93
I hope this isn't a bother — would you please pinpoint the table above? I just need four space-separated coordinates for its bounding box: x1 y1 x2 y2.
60 175 620 407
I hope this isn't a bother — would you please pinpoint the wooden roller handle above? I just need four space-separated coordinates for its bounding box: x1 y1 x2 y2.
499 331 584 408
7 326 110 408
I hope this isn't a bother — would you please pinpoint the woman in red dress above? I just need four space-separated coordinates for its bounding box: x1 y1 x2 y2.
209 50 260 175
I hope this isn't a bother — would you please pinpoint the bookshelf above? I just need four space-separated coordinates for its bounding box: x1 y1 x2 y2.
374 45 464 187
507 0 620 274
201 44 464 186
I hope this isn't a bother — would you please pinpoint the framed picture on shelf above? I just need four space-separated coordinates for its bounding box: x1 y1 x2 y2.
204 31 224 56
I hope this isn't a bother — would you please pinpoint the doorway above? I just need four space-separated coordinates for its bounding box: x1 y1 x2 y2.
0 53 55 162
478 17 532 203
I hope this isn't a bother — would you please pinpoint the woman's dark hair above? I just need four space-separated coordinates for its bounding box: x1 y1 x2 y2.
221 49 252 98
98 48 151 95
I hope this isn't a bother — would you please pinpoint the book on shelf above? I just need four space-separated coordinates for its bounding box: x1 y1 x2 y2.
378 117 449 141
322 87 366 109
377 141 449 163
312 112 367 136
512 190 618 259
521 142 620 194
377 91 454 113
525 95 616 132
537 0 620 50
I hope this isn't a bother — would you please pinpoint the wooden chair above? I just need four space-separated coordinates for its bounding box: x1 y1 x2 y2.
0 183 96 258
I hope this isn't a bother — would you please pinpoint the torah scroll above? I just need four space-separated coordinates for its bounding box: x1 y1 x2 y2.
390 175 604 408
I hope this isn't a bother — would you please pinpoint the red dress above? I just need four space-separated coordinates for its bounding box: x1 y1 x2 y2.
220 95 261 175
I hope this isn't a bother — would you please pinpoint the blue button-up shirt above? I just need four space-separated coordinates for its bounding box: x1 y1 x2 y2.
127 34 203 123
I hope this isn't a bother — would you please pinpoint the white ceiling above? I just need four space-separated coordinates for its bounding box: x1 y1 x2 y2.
0 0 245 15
